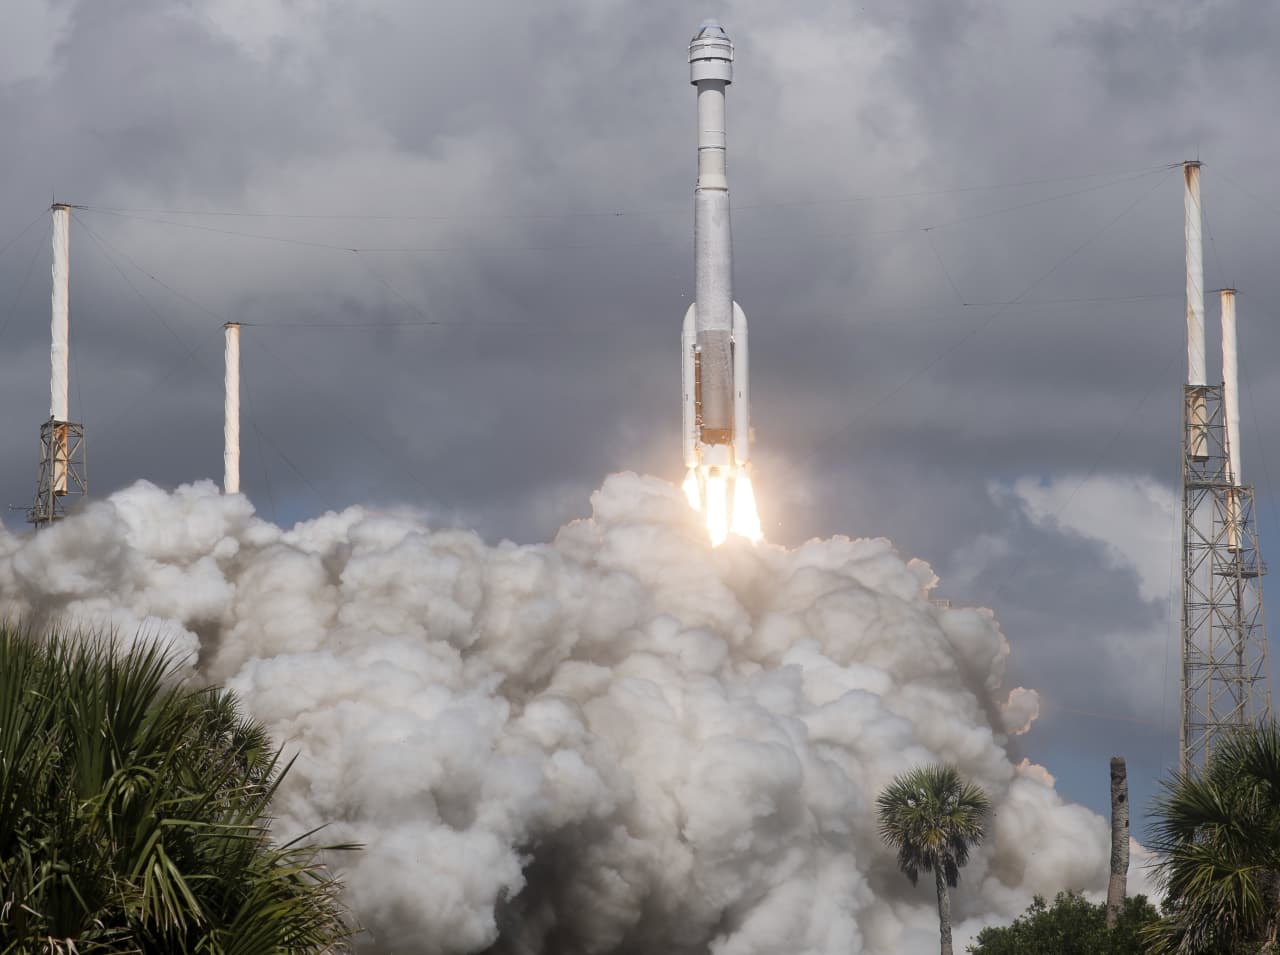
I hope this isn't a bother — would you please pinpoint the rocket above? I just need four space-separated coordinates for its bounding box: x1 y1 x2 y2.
682 20 759 544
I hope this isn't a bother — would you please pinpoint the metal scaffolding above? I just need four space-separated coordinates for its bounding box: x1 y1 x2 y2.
28 418 86 527
1180 383 1271 773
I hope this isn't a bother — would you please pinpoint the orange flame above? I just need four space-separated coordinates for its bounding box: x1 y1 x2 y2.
683 467 764 547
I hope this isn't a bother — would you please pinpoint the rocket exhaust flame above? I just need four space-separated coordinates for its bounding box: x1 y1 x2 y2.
704 472 729 547
682 464 763 546
730 472 763 542
682 468 702 511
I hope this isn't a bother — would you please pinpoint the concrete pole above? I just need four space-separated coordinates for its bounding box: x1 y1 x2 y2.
223 322 241 494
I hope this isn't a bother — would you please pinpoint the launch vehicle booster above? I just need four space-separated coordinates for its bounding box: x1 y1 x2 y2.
682 19 751 522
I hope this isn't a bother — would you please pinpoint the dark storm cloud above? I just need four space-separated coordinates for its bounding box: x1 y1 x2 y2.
2 0 1279 838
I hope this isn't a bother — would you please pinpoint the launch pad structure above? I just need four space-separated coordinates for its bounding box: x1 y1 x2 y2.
1179 163 1271 774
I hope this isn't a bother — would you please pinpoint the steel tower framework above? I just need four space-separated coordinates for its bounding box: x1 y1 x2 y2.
1180 383 1271 773
28 418 86 527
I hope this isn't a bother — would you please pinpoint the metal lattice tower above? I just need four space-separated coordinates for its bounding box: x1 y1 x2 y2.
1180 383 1270 773
28 419 86 526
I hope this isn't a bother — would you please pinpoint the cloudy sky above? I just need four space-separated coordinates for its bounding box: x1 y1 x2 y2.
4 0 1280 841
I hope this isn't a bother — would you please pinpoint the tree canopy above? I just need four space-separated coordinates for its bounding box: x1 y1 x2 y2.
0 628 353 953
968 891 1158 954
877 764 991 955
1146 722 1280 954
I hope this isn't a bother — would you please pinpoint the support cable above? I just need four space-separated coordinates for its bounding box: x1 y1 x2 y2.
69 163 1172 220
0 219 51 344
67 217 330 510
923 228 966 305
0 209 49 264
987 339 1182 606
797 167 1176 465
248 332 437 499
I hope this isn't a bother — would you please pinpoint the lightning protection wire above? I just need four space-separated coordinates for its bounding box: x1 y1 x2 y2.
248 331 437 501
0 209 50 264
1215 166 1280 224
69 208 630 256
68 166 1172 258
923 228 966 305
1046 703 1164 731
62 221 644 502
1240 343 1280 575
983 336 1182 605
70 213 219 438
70 162 1172 221
966 336 1181 739
67 215 333 509
796 167 1176 466
0 218 51 344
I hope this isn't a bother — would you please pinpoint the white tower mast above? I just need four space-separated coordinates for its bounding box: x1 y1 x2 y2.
1184 162 1208 460
30 203 86 526
224 322 241 494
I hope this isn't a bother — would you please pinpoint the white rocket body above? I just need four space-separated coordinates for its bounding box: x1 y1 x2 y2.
683 20 750 510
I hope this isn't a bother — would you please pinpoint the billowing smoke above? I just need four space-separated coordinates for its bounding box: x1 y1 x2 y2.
0 474 1120 953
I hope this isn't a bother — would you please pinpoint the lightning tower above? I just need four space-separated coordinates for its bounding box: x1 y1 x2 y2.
224 321 241 494
1179 162 1271 773
29 203 86 526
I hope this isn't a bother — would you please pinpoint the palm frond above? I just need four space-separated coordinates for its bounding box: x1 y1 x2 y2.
0 623 354 953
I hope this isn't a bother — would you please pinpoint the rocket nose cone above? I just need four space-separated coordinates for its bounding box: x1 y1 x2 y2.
689 18 733 78
693 18 729 41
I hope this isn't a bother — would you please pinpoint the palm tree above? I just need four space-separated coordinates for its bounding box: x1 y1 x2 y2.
876 764 991 955
1146 723 1280 954
0 626 355 953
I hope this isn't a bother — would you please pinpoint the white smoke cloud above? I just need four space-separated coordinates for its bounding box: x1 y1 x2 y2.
0 474 1114 954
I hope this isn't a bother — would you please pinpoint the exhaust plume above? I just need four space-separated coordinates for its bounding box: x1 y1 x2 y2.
0 474 1117 953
